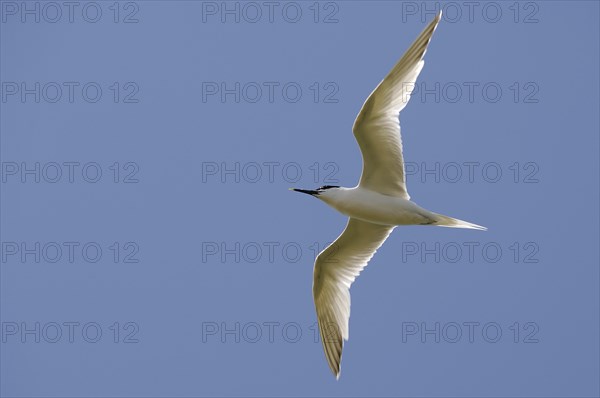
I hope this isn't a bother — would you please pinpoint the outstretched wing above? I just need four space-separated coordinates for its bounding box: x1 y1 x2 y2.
352 11 442 199
313 218 394 378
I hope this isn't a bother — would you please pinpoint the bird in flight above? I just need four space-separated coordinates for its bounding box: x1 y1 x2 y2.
291 11 486 379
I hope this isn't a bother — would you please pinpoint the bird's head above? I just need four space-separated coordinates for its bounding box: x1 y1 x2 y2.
290 185 342 200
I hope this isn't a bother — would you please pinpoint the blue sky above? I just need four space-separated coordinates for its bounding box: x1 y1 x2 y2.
1 1 599 396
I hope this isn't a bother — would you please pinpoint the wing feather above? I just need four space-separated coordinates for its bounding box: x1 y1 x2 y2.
353 11 442 199
313 218 394 378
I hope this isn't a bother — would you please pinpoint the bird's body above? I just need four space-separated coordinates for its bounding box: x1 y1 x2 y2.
321 187 433 225
316 186 485 228
291 10 486 379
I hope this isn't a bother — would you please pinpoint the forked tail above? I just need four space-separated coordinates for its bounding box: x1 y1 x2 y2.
432 213 487 231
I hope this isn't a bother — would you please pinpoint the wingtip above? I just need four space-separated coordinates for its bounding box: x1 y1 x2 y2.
432 10 442 27
332 365 341 380
329 357 342 380
428 10 442 28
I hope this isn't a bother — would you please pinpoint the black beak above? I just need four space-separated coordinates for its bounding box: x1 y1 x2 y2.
290 188 319 196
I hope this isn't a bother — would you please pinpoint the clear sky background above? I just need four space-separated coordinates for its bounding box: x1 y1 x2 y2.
1 1 599 397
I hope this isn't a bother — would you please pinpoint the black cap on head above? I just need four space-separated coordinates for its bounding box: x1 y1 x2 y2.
290 185 340 196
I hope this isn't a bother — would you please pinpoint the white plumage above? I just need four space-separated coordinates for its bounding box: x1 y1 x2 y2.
291 10 486 378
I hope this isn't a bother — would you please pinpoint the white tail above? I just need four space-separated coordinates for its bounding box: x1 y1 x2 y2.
432 213 487 231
